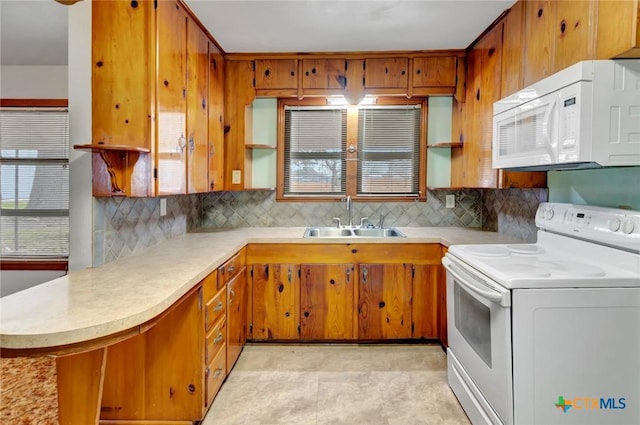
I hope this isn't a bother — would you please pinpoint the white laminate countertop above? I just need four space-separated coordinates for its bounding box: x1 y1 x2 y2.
0 227 522 351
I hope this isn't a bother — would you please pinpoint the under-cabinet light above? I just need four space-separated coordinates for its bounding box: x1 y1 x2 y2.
326 96 377 106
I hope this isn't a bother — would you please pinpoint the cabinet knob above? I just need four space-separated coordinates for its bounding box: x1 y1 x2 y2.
189 136 195 153
214 332 224 344
178 134 187 152
213 302 223 312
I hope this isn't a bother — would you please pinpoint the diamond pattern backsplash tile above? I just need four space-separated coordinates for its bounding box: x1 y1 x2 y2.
200 189 483 229
482 188 548 242
93 194 200 266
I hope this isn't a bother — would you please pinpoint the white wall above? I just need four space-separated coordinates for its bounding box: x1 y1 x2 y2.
0 65 68 99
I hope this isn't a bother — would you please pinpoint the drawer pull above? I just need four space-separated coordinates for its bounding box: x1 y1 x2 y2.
213 302 223 312
213 368 224 378
214 333 223 344
227 265 236 274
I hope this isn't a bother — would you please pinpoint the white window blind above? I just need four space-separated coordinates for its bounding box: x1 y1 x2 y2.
283 106 347 196
0 108 69 258
357 105 421 196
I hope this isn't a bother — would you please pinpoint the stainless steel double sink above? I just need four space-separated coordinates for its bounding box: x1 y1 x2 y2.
303 226 406 238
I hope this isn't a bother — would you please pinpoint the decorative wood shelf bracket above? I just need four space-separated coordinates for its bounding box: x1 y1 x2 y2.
73 144 150 195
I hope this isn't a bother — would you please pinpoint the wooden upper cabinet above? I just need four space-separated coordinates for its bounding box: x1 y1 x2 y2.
596 0 640 58
554 1 595 72
501 1 525 97
156 0 188 195
364 57 409 89
412 56 457 88
186 20 209 194
523 0 556 86
301 59 347 90
254 59 298 90
208 42 225 192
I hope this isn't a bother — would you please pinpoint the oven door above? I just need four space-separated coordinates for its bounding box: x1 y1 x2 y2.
443 254 513 425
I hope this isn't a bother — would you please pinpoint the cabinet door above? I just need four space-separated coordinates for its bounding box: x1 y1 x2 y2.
208 42 225 191
596 0 640 59
523 0 556 86
412 265 441 339
254 59 298 90
252 264 300 340
300 264 355 340
186 20 209 194
227 267 247 373
156 0 187 195
554 1 595 72
412 56 457 88
501 1 525 97
301 59 347 89
364 58 409 89
358 263 412 339
101 288 204 421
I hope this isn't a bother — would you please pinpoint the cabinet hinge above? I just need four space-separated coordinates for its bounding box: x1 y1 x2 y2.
297 323 301 335
252 61 256 72
298 268 301 278
154 0 157 9
411 322 415 333
198 288 203 310
412 267 415 278
250 268 253 278
345 61 348 71
252 78 255 88
362 77 365 86
363 61 366 70
249 323 253 334
153 168 158 179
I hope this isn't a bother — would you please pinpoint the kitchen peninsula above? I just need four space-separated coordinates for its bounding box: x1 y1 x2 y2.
1 227 520 424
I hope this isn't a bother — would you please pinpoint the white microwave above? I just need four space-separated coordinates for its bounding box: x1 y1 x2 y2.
492 60 640 171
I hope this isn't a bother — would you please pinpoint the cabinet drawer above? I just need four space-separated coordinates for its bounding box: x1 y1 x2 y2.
205 318 226 365
205 345 227 406
205 288 226 332
218 250 246 286
202 271 219 304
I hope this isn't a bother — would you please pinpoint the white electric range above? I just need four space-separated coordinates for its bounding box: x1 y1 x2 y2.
443 202 640 425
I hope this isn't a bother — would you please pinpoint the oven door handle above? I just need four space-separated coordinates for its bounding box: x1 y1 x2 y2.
442 256 510 307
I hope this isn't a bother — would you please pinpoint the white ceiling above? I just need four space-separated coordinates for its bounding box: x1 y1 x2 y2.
0 0 515 66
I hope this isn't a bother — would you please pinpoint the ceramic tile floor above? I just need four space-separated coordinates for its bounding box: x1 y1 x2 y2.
202 344 471 425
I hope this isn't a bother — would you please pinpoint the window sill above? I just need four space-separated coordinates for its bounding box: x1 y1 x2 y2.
1 259 68 271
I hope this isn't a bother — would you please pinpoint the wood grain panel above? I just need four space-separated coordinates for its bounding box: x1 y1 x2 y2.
302 59 347 89
300 264 355 340
596 0 640 59
57 348 106 425
255 59 298 89
205 344 226 407
364 58 409 89
554 1 595 72
156 0 187 195
501 1 525 97
524 0 556 86
208 42 225 191
412 264 440 339
227 268 247 373
412 56 456 88
246 243 442 265
252 264 301 340
358 264 412 339
186 20 209 193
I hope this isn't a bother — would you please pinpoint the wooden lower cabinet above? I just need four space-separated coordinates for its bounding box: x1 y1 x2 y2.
252 263 301 340
226 266 248 373
100 287 205 421
300 264 356 340
358 263 412 339
245 243 446 344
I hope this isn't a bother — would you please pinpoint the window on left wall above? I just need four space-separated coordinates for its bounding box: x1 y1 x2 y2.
0 103 69 265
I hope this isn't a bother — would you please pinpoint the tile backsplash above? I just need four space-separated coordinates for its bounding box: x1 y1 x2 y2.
93 188 546 265
200 190 482 229
92 195 200 267
482 188 548 242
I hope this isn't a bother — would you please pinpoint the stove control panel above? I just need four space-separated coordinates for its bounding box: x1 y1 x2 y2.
536 202 640 252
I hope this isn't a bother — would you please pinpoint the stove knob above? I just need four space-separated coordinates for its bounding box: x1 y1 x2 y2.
543 209 554 220
608 218 621 232
622 219 635 235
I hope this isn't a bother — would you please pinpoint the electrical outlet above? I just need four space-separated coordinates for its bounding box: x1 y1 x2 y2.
160 198 167 216
232 170 242 185
445 194 455 209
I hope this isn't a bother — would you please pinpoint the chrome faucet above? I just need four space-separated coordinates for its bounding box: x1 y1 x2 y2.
378 212 388 229
346 195 352 227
